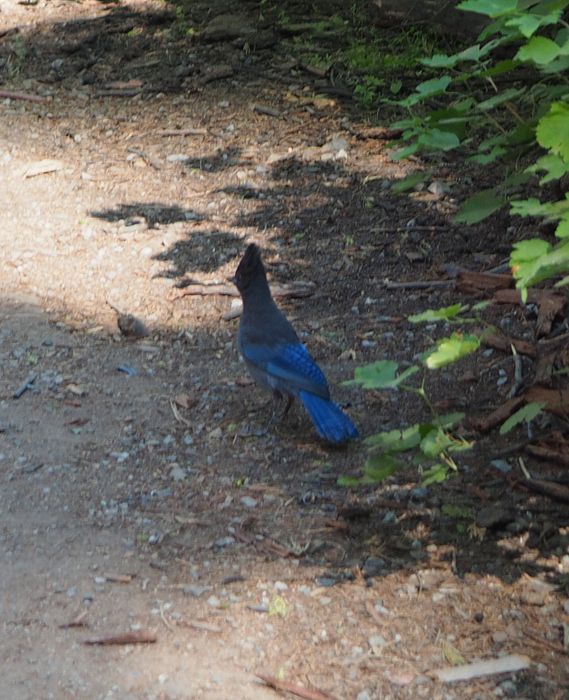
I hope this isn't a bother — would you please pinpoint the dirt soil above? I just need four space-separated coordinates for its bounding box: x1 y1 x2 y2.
1 1 569 699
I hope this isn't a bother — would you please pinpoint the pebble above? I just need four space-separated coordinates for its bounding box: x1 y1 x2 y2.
183 585 210 598
363 557 386 577
492 630 508 644
240 496 257 508
382 511 396 525
208 427 223 440
274 581 288 592
170 465 186 482
319 596 332 606
368 634 386 649
357 692 371 700
214 536 235 548
207 595 220 608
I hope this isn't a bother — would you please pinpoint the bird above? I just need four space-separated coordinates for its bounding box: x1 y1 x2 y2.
233 243 358 444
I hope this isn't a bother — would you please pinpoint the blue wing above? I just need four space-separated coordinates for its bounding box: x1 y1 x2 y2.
241 342 329 398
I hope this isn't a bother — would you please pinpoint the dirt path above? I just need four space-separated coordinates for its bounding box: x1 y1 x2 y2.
1 1 568 698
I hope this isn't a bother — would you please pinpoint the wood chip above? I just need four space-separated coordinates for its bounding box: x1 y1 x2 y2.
431 654 530 683
525 386 569 417
24 160 64 178
457 270 512 294
483 332 536 358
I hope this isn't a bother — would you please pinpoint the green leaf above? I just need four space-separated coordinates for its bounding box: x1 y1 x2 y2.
469 146 507 165
454 189 504 224
528 154 568 184
337 475 361 487
536 102 569 162
505 14 542 38
511 239 569 290
476 87 525 111
362 453 400 483
392 171 429 193
351 360 419 389
437 412 466 430
399 76 452 107
555 216 569 238
420 427 455 458
421 464 450 486
418 129 460 151
421 54 458 68
365 424 422 451
510 197 549 218
408 304 466 323
457 0 517 17
516 36 560 64
391 142 420 161
425 333 481 369
511 238 552 264
499 402 545 435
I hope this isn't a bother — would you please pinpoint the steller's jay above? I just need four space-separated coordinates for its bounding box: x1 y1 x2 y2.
233 244 358 444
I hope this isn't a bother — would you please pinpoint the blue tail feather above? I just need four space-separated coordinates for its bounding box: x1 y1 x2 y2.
299 391 358 444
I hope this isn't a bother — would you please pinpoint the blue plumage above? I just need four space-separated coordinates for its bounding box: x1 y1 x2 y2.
233 244 358 444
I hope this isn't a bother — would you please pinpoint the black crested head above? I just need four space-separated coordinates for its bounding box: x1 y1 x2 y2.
234 243 267 294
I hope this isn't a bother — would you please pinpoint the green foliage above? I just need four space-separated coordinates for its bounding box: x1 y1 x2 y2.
408 303 466 322
424 333 481 369
349 360 419 390
343 323 472 485
499 401 545 434
388 0 569 297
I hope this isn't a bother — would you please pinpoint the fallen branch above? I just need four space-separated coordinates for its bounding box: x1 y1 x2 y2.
384 280 454 290
430 654 530 683
525 386 569 417
256 674 338 700
0 89 48 103
483 332 536 358
457 270 512 294
469 396 525 433
520 478 569 504
157 128 208 137
526 443 569 468
59 610 89 629
83 631 157 645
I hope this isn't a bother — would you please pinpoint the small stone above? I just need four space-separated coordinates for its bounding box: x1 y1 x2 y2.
428 180 448 196
363 557 386 577
319 596 332 606
368 634 386 649
382 511 396 525
240 496 257 508
214 536 235 548
170 465 186 482
207 595 220 608
492 630 508 644
357 692 371 700
274 581 288 592
183 585 210 598
208 427 223 440
167 153 190 162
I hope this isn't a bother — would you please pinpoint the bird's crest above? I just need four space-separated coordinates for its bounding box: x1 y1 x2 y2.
234 243 265 292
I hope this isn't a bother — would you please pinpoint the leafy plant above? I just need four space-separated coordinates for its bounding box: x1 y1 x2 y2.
389 0 569 298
